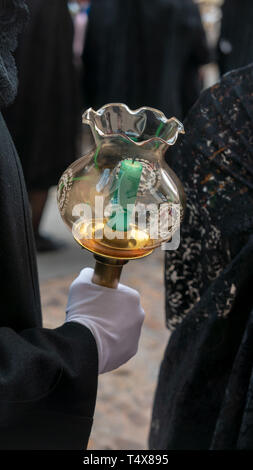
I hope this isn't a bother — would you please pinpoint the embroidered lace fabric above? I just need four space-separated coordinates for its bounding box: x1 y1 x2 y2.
165 64 253 330
149 64 253 450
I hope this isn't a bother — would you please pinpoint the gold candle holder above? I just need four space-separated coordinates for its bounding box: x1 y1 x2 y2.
57 104 185 288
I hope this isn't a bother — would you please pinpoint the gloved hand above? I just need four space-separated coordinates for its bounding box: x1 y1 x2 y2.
65 268 145 374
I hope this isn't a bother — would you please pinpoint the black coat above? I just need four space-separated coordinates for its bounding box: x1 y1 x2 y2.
0 113 98 449
4 0 79 191
82 0 210 120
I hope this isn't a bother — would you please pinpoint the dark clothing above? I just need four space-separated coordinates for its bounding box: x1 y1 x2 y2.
4 0 79 191
0 112 41 330
0 1 28 108
218 0 253 75
82 0 209 120
0 112 98 449
150 64 253 449
0 323 97 450
0 3 98 449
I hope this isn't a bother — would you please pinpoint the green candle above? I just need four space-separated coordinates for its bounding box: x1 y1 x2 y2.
107 159 143 232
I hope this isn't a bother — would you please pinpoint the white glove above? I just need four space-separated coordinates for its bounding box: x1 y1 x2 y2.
65 268 145 374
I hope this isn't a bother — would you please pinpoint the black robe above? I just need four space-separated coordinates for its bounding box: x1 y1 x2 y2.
3 0 79 191
218 0 253 75
149 64 253 450
0 1 98 449
0 112 98 449
82 0 210 120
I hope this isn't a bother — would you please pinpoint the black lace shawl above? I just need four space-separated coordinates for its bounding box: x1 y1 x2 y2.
0 0 28 108
150 64 253 449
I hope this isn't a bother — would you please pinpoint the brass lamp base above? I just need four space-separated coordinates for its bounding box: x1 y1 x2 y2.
92 255 128 289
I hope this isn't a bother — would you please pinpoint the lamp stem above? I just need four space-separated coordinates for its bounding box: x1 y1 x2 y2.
92 255 128 289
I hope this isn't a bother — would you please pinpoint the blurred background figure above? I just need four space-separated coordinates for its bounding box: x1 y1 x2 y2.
196 0 223 50
70 1 90 68
4 0 80 252
217 0 253 75
195 0 223 87
82 0 210 121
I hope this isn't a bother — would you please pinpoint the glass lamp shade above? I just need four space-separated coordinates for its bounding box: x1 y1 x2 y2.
57 103 185 261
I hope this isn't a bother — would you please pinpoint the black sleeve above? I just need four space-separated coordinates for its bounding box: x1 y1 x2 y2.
0 322 98 450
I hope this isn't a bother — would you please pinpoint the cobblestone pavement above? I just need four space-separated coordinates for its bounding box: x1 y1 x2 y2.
40 248 170 450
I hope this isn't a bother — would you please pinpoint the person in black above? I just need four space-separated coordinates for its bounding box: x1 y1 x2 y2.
4 0 80 252
149 63 253 450
82 0 210 120
0 0 144 450
218 0 253 75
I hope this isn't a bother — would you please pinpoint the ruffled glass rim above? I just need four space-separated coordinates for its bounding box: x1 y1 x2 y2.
83 103 185 148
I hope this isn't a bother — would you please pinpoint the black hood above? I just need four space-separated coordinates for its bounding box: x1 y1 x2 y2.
0 0 28 108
